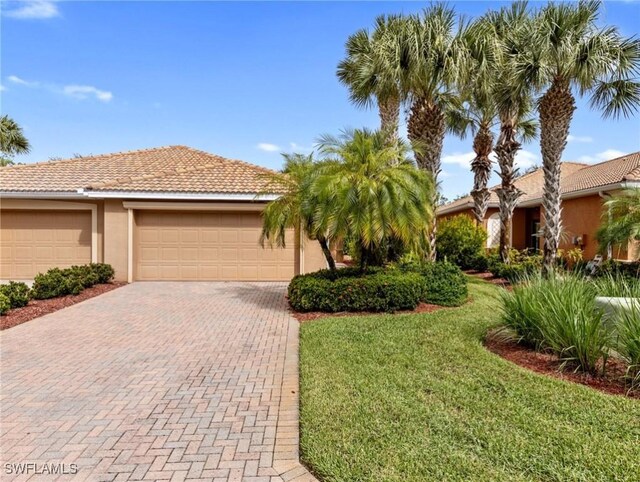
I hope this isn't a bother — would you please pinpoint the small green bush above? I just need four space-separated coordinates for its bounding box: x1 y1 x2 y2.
595 259 640 279
0 281 31 308
616 303 640 391
468 253 489 272
0 292 11 315
436 215 487 269
68 265 100 288
396 258 468 306
501 274 611 374
288 269 425 313
488 249 542 282
90 263 115 284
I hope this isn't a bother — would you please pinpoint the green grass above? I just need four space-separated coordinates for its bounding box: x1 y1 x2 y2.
299 278 640 482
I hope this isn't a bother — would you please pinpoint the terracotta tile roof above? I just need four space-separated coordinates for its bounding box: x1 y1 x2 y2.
438 152 640 215
0 145 276 194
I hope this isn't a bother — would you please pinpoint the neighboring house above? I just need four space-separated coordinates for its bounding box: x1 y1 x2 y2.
0 146 327 282
437 151 640 261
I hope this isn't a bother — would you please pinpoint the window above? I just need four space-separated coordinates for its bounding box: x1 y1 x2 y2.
487 213 500 248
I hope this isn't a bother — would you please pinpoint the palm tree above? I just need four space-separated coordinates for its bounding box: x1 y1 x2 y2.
379 5 466 260
522 0 640 272
313 128 434 269
597 188 640 260
337 15 403 145
481 3 538 262
0 115 30 166
259 153 337 271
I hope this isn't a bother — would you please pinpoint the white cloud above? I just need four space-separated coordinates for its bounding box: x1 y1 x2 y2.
567 135 593 143
7 75 38 87
63 85 113 102
3 0 60 19
442 149 539 170
577 149 626 164
257 143 280 152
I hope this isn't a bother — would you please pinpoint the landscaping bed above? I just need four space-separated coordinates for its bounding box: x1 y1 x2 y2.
300 278 640 481
485 329 637 398
0 282 125 330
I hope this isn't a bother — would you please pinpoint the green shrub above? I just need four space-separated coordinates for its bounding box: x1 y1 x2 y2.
500 274 610 374
68 265 100 288
593 273 640 298
0 292 11 315
0 281 31 308
90 263 115 284
288 269 425 313
32 268 83 299
396 258 468 306
436 215 487 269
616 303 640 391
468 253 489 272
595 259 640 279
488 249 542 282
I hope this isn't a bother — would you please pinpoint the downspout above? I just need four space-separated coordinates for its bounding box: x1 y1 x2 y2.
598 191 612 259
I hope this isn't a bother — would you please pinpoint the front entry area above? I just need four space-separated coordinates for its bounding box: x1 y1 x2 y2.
135 210 296 281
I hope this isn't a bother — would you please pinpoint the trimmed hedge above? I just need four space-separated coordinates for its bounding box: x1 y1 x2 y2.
31 263 115 300
0 281 31 309
289 260 469 313
288 269 426 313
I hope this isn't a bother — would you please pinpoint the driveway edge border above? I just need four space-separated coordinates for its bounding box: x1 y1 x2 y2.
272 315 319 482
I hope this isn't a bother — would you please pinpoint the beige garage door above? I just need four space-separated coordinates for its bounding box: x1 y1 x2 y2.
0 210 92 279
135 211 295 281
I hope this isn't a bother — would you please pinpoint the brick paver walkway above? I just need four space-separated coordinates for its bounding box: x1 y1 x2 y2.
0 282 316 482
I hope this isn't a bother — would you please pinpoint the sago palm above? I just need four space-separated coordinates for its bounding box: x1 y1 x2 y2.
259 153 337 271
337 15 403 145
597 188 640 260
313 128 434 269
521 0 640 271
380 5 466 259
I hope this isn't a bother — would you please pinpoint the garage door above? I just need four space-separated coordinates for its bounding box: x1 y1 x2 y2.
0 210 92 279
135 211 295 281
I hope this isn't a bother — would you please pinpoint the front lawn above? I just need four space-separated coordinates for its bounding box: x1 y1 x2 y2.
299 278 640 481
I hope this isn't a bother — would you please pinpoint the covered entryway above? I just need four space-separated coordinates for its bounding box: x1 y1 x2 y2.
134 210 295 281
0 210 92 279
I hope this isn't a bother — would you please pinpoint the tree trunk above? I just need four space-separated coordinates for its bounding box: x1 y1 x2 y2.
407 96 445 261
378 94 400 147
470 122 494 224
539 79 575 274
494 116 523 263
317 236 337 272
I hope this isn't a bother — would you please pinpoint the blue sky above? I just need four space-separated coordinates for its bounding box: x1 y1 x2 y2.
2 0 639 199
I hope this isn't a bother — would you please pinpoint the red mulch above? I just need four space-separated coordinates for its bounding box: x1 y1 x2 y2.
292 302 446 322
466 270 512 288
0 282 126 331
485 330 638 398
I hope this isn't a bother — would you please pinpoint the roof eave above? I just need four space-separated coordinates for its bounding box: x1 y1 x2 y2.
0 191 86 199
77 189 280 201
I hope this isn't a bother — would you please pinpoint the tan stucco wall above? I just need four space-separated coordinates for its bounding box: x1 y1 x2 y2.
558 194 607 260
103 199 129 281
302 237 328 273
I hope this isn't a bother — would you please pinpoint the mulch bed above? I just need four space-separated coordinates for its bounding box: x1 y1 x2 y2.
292 302 446 322
0 282 126 331
466 270 511 288
485 330 638 398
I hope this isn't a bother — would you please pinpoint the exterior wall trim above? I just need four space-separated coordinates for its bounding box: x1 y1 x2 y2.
122 201 267 212
0 198 98 263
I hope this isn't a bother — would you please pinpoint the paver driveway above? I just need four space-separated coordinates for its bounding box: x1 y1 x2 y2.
0 282 315 482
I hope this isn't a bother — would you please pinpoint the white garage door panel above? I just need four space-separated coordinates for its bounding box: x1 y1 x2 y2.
0 210 92 279
135 211 295 281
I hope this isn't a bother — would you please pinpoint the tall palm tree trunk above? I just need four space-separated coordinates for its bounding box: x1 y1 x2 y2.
470 123 494 224
539 80 575 273
407 97 445 260
378 94 400 146
494 117 523 263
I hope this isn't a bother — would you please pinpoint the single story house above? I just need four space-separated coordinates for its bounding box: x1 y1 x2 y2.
0 145 327 282
437 151 640 261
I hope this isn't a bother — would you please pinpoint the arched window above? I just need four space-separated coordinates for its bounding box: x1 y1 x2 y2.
487 213 500 248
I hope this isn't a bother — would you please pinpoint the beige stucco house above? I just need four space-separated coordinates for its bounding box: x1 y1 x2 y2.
0 145 327 282
437 151 640 260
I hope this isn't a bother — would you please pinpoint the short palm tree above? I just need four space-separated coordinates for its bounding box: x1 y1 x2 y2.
313 128 434 269
597 188 640 260
337 15 403 145
522 0 640 271
0 115 30 166
380 5 466 259
259 153 337 271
